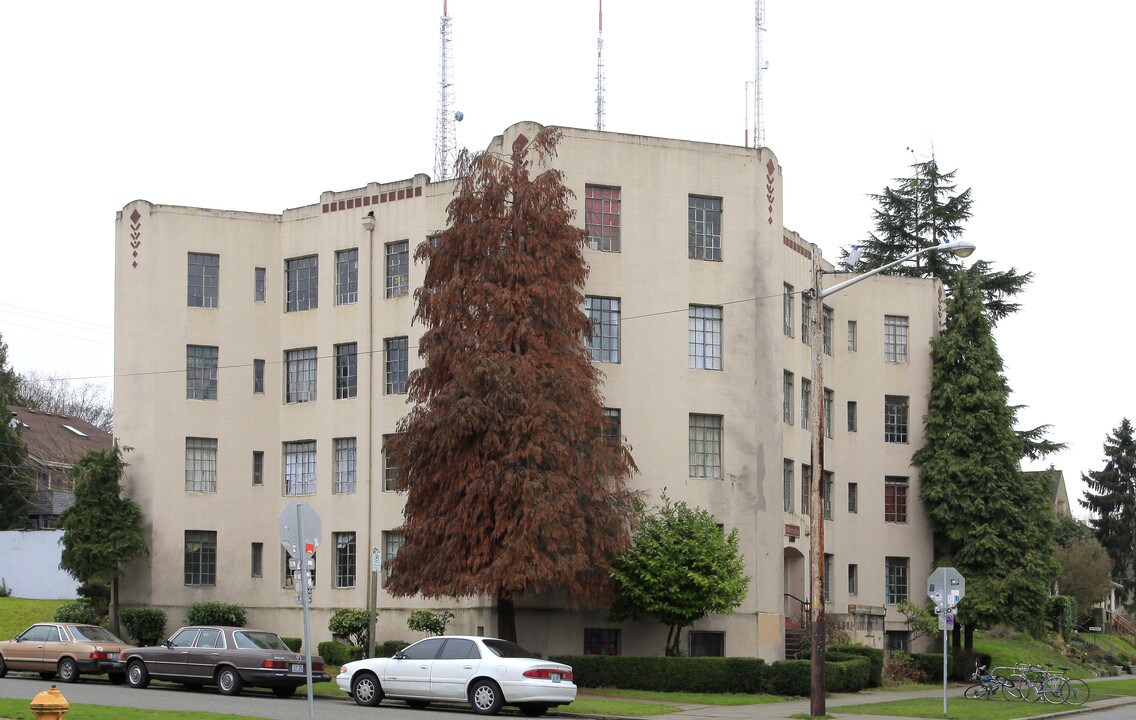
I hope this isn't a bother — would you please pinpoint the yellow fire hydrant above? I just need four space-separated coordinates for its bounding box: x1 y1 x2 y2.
29 685 69 720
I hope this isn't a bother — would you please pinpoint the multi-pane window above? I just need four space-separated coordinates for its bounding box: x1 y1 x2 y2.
186 345 218 400
848 482 858 513
885 476 909 523
336 249 359 305
886 556 910 604
254 267 266 302
285 348 317 403
383 531 404 583
783 284 794 337
585 296 620 363
386 241 409 298
187 253 219 308
251 542 263 578
848 564 858 595
385 337 408 394
689 306 722 370
585 185 621 252
847 320 857 351
800 379 811 430
602 408 621 443
688 631 724 657
382 434 400 492
253 359 265 394
847 401 858 432
884 315 909 363
284 441 317 496
185 437 217 493
823 471 834 520
801 291 813 344
285 255 318 312
583 628 621 655
252 451 264 486
335 343 358 399
783 371 794 424
823 388 834 439
334 531 356 589
801 464 810 516
689 414 723 479
783 459 793 512
824 554 834 602
688 196 722 261
334 437 357 494
184 530 217 586
822 306 834 356
884 395 909 443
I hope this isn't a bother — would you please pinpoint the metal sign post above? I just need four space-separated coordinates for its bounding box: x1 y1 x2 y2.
280 501 321 720
927 567 965 717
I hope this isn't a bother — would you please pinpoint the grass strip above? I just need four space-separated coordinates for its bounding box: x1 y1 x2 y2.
0 697 273 720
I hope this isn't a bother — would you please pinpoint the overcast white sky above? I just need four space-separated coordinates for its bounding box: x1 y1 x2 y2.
2 1 1132 516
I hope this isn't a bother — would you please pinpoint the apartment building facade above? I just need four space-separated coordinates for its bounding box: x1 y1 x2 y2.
113 121 937 660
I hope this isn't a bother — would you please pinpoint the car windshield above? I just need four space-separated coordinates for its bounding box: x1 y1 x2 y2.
481 639 540 659
69 626 125 643
234 631 289 651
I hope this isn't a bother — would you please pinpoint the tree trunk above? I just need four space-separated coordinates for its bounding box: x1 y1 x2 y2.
110 577 121 637
951 620 961 651
496 596 516 642
964 623 974 650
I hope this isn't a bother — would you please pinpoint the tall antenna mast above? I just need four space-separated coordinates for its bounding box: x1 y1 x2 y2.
434 0 456 180
595 0 605 130
753 0 768 148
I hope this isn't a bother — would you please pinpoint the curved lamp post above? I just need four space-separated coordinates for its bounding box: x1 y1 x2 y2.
807 239 975 717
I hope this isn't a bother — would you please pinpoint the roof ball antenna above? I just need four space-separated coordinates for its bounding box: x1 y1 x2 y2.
454 111 464 122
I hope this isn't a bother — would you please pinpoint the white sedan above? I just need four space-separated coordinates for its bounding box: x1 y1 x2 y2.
336 635 576 716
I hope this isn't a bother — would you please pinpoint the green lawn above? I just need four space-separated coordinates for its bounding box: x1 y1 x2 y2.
0 698 273 720
0 597 70 640
834 696 1087 720
973 631 1094 678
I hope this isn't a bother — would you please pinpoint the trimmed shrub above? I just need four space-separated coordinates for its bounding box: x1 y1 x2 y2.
947 650 991 681
767 659 810 696
119 606 167 646
54 601 100 625
318 640 365 666
281 636 302 652
551 655 767 694
379 640 411 657
911 651 958 680
407 609 455 636
826 656 870 692
185 601 247 627
830 644 884 687
329 608 370 647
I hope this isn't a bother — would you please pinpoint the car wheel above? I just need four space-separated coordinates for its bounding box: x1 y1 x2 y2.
272 686 297 698
216 666 244 696
351 672 384 707
519 703 550 717
127 660 150 689
469 679 504 715
58 658 80 683
108 672 127 685
0 655 8 679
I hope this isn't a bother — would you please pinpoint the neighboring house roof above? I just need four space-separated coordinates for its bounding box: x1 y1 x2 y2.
8 406 113 468
1024 468 1071 517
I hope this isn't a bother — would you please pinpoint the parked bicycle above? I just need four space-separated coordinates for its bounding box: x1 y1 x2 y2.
964 664 1016 700
1004 663 1089 705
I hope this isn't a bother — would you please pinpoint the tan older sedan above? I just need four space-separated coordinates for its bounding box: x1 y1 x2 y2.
0 623 132 683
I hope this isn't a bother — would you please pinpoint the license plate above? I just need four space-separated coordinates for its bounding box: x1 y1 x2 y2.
108 653 119 661
292 664 304 673
550 673 561 683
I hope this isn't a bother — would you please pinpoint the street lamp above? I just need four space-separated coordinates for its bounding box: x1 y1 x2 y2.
806 239 975 717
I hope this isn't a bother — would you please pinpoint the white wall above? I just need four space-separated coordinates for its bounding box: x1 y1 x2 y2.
0 531 79 599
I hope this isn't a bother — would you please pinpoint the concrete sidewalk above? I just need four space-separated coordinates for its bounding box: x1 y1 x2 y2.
579 678 1136 719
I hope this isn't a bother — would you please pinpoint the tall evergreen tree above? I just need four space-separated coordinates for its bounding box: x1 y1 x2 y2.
841 154 1032 323
58 445 148 635
385 128 638 642
914 267 1056 646
0 332 34 529
1080 419 1136 607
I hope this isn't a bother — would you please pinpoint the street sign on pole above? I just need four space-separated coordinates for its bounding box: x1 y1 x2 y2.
277 502 320 720
928 566 965 717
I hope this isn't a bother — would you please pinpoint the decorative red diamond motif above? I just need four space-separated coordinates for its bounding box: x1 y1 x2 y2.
130 209 141 223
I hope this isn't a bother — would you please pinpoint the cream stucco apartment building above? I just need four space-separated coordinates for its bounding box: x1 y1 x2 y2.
114 121 938 661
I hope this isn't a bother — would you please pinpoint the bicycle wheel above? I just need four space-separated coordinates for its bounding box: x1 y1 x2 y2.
1012 675 1039 702
996 675 1021 700
1062 678 1089 705
964 684 983 699
1040 676 1069 704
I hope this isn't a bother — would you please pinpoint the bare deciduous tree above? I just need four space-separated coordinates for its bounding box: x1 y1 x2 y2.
16 371 112 432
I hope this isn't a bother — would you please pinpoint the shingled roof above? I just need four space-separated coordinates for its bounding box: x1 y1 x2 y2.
8 406 112 468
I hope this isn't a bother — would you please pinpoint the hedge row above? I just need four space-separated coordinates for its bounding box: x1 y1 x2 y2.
550 653 872 696
318 640 411 667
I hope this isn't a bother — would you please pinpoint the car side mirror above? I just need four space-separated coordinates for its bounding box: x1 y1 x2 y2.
393 651 406 660
162 639 173 648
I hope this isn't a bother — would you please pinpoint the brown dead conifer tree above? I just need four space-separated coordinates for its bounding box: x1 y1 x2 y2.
385 128 638 642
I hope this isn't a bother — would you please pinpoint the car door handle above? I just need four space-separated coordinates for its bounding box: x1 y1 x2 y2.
211 652 220 657
463 665 473 669
420 665 428 669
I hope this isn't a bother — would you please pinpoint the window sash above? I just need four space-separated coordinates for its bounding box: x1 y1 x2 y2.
689 414 723 479
385 337 408 394
585 296 621 363
185 437 217 493
884 315 909 363
285 348 317 403
800 379 811 430
884 395 909 443
884 477 909 523
386 241 409 298
284 441 317 496
334 531 356 588
185 530 217 585
187 253 219 308
688 196 722 261
783 459 793 512
783 372 793 424
886 557 909 604
585 185 621 252
335 343 358 399
336 249 359 305
783 284 794 337
186 345 218 400
334 438 357 494
285 255 318 312
383 531 405 583
688 306 722 370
